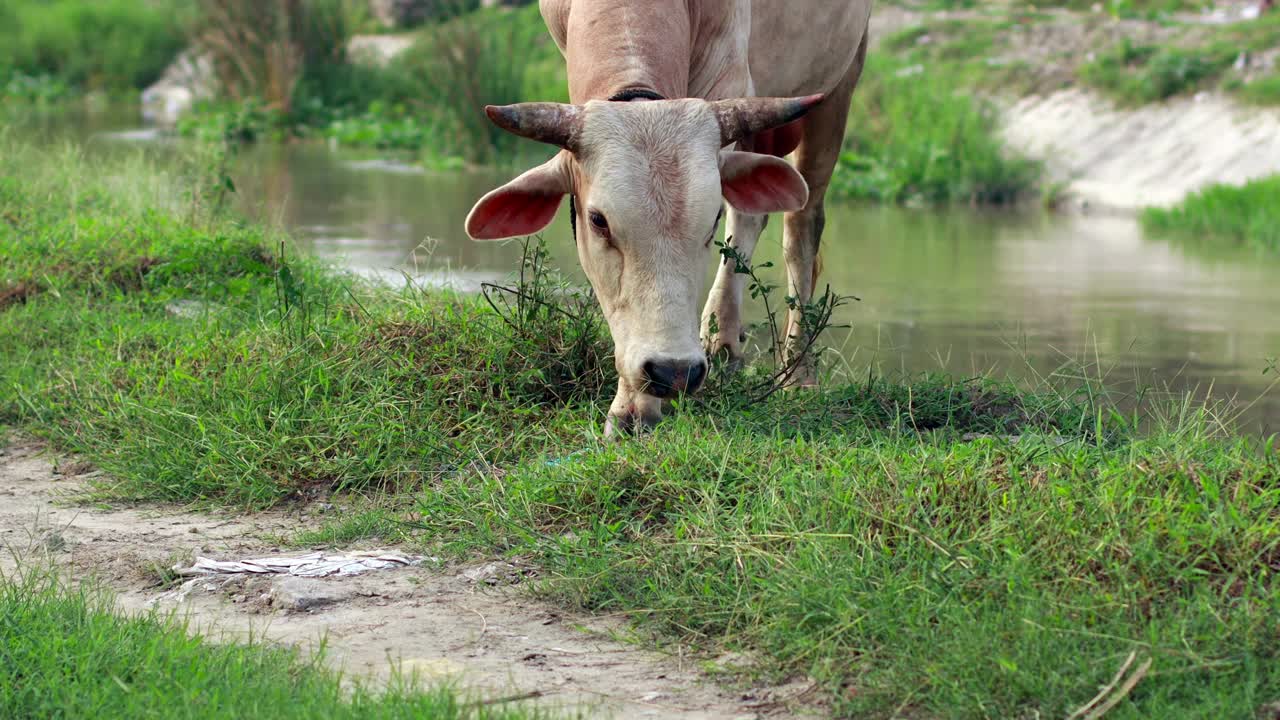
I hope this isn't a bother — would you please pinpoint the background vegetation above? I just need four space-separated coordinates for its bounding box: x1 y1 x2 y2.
0 0 186 94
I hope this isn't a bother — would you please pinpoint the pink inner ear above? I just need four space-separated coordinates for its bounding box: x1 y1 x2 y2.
721 159 809 214
466 189 564 240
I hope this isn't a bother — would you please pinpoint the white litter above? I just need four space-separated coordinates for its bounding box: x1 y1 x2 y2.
179 551 422 578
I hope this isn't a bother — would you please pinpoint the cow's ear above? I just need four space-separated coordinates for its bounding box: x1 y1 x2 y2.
466 156 570 240
719 151 809 214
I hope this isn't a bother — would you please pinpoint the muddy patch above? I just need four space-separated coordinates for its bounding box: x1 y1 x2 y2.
0 437 820 719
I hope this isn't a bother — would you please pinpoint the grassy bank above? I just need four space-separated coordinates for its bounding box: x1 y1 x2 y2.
880 7 1280 107
5 135 1280 718
0 565 542 719
1142 174 1280 252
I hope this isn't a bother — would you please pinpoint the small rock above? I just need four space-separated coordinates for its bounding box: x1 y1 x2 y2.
53 460 94 477
165 300 215 319
269 577 356 612
41 532 67 552
141 50 216 126
348 35 416 66
461 561 527 586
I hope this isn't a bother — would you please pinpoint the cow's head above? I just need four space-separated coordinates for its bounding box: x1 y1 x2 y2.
466 95 820 436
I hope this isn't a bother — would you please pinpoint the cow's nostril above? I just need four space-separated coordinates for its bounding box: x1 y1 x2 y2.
687 361 708 393
642 360 678 399
642 359 706 398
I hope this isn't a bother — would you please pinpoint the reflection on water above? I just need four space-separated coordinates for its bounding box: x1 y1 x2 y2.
19 112 1280 433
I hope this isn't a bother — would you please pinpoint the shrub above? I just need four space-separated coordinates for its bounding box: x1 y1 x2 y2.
833 57 1041 205
190 0 366 114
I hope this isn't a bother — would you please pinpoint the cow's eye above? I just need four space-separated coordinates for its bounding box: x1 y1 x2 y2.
588 209 610 237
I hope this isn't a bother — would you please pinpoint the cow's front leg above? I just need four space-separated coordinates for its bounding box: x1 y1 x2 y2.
779 41 865 388
700 205 768 367
781 202 826 387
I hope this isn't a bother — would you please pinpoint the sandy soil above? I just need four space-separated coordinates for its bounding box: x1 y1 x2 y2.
0 437 821 720
1002 89 1280 211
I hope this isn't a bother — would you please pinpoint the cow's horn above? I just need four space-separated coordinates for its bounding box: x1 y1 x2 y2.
712 94 825 148
485 103 583 151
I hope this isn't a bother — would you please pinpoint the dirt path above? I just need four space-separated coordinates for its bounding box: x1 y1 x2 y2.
0 438 820 720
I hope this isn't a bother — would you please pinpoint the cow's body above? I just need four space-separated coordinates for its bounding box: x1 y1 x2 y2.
469 1 872 434
539 1 871 102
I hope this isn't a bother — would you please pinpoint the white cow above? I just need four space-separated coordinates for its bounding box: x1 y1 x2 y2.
467 0 873 434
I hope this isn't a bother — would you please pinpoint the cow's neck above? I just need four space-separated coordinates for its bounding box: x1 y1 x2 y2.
562 0 747 103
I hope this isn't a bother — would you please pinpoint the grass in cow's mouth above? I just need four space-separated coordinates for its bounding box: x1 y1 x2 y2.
0 564 548 719
4 137 1280 719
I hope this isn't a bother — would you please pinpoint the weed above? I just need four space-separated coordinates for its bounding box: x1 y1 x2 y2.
481 237 613 404
710 239 855 397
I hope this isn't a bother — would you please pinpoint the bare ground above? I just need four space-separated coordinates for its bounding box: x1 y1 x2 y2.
0 437 821 720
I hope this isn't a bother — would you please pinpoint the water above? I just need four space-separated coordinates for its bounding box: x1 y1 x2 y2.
25 111 1280 433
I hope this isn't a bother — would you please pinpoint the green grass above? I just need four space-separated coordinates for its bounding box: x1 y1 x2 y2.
0 0 185 93
1234 74 1280 106
1023 0 1208 17
0 565 545 719
834 55 1043 204
1079 38 1237 105
877 7 1280 109
1142 175 1280 252
3 136 1280 718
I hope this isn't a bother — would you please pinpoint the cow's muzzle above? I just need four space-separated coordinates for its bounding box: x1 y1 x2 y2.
641 357 708 399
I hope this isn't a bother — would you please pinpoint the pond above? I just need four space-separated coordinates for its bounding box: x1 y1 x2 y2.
18 108 1280 434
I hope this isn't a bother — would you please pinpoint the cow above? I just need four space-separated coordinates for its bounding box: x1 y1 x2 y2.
465 0 873 436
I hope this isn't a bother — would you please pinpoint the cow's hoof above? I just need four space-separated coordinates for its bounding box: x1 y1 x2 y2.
604 414 629 438
781 368 818 389
704 341 746 373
